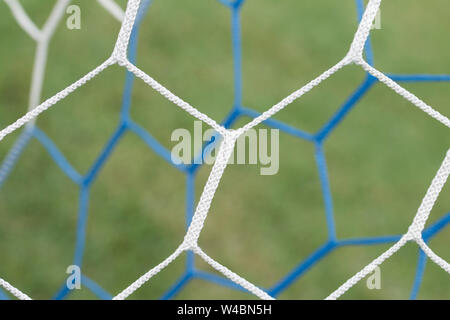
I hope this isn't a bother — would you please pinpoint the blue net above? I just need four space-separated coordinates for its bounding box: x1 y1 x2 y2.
0 0 449 300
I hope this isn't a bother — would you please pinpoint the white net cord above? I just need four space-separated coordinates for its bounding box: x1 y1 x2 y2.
0 0 449 300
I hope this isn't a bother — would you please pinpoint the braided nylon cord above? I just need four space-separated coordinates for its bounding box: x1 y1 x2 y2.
327 149 450 300
0 0 449 300
0 0 70 185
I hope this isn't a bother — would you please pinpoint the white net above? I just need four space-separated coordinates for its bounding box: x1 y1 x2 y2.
0 0 449 300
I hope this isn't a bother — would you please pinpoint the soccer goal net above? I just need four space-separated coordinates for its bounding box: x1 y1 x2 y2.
0 0 449 300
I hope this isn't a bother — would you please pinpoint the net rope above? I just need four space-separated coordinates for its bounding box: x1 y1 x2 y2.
0 0 449 300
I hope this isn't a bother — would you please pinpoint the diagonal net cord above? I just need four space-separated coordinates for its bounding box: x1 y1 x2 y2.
0 0 70 187
326 149 450 300
0 0 449 299
0 278 31 301
113 131 274 300
0 0 123 299
1 0 447 143
97 0 125 21
0 0 124 187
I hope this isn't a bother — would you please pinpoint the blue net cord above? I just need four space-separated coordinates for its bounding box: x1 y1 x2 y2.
0 0 449 299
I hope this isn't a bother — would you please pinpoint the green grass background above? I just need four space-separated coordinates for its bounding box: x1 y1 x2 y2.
0 0 449 299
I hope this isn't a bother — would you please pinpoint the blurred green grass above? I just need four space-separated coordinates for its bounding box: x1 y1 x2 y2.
0 0 449 299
